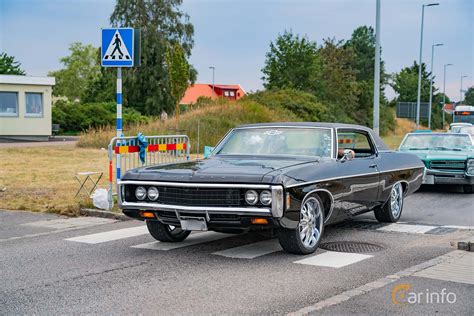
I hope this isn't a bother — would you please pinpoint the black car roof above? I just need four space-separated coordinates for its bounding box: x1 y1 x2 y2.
235 122 389 150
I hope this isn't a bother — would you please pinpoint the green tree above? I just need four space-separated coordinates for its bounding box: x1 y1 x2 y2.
82 48 116 103
110 0 196 115
48 43 100 101
391 61 431 102
314 38 358 111
464 86 474 105
261 31 319 91
0 52 25 75
166 42 191 122
344 26 388 128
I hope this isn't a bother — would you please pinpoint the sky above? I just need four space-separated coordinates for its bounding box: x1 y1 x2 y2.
1 0 473 102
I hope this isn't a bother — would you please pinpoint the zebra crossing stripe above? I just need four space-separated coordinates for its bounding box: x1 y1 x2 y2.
212 239 282 259
377 223 436 234
131 231 230 251
65 225 148 244
294 251 373 268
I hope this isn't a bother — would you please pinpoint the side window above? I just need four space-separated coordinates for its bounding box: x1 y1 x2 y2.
337 130 375 158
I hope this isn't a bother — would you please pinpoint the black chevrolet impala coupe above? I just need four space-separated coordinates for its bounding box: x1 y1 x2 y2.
118 123 424 254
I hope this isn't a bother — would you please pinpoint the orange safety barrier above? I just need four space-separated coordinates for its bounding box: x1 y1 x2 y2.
114 143 187 154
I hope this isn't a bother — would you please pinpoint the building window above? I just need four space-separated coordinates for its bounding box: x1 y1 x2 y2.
224 90 230 97
229 91 235 97
25 92 43 117
0 92 19 117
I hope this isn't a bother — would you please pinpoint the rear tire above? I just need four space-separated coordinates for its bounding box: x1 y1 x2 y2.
374 182 404 223
463 185 473 193
146 220 191 242
277 195 325 255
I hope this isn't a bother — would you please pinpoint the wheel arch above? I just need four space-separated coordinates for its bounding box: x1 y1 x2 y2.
302 189 334 224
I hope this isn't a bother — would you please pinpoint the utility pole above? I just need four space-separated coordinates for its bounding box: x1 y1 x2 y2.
373 0 381 135
442 63 452 128
209 66 215 97
460 75 468 103
428 43 443 129
416 3 439 128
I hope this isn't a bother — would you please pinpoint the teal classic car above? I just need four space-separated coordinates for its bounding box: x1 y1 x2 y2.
399 132 474 193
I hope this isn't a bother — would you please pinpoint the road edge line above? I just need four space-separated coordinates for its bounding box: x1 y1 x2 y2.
288 250 466 316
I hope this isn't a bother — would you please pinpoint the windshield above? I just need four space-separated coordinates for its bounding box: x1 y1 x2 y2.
215 127 332 158
400 134 472 151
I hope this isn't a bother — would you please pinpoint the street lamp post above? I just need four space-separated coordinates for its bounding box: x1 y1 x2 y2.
373 0 381 136
209 66 215 97
428 43 443 129
442 63 452 128
416 3 439 129
460 75 468 103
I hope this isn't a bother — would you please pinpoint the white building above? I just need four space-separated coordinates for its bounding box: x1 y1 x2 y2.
0 75 55 140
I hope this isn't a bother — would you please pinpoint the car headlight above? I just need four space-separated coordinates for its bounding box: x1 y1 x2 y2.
147 187 159 201
260 190 272 205
245 190 259 205
135 186 147 200
467 159 474 175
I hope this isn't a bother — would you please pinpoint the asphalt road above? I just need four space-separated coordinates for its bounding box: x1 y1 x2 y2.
1 189 473 315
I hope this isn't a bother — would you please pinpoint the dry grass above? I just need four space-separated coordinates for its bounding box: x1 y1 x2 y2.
78 100 298 150
0 145 109 215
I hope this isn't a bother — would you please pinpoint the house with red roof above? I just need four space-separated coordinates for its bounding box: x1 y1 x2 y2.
180 83 246 105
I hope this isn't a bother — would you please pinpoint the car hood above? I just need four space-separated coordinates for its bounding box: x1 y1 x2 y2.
121 156 320 184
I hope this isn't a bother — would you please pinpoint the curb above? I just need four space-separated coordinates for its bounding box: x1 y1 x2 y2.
80 208 131 221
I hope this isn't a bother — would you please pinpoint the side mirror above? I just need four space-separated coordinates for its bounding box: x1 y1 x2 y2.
203 146 215 159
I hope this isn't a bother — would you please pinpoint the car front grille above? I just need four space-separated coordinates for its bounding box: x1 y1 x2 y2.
429 160 466 172
124 185 243 206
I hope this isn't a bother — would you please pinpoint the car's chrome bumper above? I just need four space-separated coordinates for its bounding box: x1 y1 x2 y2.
423 168 474 185
117 180 284 218
120 201 272 216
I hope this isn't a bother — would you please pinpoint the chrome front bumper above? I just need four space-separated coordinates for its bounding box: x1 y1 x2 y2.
117 181 284 217
422 168 474 185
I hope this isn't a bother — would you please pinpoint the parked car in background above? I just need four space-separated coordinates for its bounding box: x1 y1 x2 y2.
449 122 472 133
453 126 474 143
399 132 474 193
118 123 424 255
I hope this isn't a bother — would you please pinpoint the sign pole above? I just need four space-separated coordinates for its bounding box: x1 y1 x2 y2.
116 67 122 181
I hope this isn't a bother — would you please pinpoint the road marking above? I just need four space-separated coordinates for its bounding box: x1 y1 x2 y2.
212 239 282 259
22 217 116 230
290 251 467 315
414 251 474 285
294 251 373 268
377 223 436 234
131 231 230 251
65 225 148 244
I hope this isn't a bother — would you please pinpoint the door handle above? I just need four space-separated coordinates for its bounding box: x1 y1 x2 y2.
369 164 377 168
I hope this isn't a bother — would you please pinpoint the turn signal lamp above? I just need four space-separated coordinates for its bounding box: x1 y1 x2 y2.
251 218 269 225
140 211 155 219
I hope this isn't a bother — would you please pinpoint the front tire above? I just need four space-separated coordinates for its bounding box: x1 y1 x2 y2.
374 182 404 223
146 220 191 242
277 195 325 255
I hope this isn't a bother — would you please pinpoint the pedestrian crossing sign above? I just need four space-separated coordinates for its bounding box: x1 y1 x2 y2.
101 28 135 67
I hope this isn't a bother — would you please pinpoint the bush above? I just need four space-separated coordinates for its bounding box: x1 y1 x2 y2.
52 100 149 133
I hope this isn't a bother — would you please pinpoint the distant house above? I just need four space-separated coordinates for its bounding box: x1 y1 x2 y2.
0 75 55 140
180 83 246 105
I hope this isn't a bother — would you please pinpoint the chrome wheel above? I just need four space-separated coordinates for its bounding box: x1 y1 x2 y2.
299 197 323 248
390 183 403 218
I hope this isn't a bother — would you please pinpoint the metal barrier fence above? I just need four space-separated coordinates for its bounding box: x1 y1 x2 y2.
107 135 190 209
396 102 429 120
